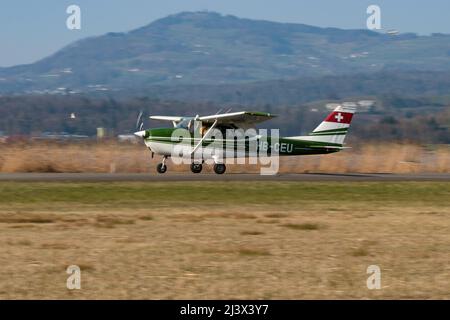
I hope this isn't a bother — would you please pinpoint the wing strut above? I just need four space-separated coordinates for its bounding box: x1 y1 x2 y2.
191 119 218 155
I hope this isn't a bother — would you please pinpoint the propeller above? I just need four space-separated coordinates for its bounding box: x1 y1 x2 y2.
134 110 153 157
134 110 146 138
136 111 144 131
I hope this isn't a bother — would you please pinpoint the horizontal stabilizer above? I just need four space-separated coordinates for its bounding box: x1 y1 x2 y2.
309 145 352 150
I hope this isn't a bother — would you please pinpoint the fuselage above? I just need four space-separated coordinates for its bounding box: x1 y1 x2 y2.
142 127 340 159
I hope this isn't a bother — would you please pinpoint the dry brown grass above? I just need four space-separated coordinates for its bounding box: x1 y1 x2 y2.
0 204 449 299
0 181 448 299
277 143 450 174
0 141 149 173
0 141 448 174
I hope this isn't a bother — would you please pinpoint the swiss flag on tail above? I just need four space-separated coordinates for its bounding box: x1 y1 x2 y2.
324 111 353 124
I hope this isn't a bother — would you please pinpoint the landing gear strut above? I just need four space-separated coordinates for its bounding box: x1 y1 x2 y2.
213 163 226 174
190 163 203 174
156 156 168 174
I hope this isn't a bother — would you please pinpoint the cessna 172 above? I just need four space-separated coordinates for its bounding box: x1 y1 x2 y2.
134 105 356 174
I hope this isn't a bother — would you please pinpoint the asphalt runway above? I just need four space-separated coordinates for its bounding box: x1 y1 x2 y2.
0 173 449 182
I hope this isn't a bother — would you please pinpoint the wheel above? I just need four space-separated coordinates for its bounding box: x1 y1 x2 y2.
156 163 167 174
190 163 203 174
213 163 226 174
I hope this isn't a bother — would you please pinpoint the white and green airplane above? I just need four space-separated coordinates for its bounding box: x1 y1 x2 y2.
134 105 356 174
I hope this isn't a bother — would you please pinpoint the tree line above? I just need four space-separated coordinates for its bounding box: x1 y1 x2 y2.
0 94 448 144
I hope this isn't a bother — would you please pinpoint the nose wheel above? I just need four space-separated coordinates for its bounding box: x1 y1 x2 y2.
156 156 168 174
156 163 167 174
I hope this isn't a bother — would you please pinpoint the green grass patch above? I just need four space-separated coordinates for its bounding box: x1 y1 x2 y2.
0 181 448 209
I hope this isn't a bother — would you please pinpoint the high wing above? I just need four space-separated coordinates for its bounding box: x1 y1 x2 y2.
149 115 185 127
150 111 276 129
199 111 276 127
149 116 184 122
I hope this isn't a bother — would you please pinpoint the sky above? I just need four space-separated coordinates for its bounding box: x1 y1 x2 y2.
1 0 450 67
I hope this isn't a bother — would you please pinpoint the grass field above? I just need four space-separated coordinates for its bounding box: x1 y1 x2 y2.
0 181 449 299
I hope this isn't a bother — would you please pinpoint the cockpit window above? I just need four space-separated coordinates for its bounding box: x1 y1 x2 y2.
175 118 192 129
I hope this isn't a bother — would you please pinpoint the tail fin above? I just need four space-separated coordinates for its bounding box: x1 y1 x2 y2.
308 105 356 145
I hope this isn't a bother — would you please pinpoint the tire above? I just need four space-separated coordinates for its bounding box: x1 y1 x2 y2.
190 163 203 174
156 163 167 174
213 163 226 174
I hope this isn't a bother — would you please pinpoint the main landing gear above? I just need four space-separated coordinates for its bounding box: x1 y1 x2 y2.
213 163 226 174
156 156 168 174
190 163 203 174
190 163 226 174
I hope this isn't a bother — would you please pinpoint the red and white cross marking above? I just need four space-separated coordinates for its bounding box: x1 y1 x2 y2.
324 111 353 124
335 112 344 122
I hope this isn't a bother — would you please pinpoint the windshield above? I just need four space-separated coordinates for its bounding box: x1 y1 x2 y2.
175 118 193 129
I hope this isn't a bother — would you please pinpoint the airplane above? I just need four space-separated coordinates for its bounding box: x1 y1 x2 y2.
134 105 356 174
386 29 400 36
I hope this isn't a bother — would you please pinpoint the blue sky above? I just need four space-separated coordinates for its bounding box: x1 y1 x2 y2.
1 0 450 67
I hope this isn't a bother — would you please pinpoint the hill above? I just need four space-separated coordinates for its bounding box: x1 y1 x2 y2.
1 11 450 94
124 70 450 105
